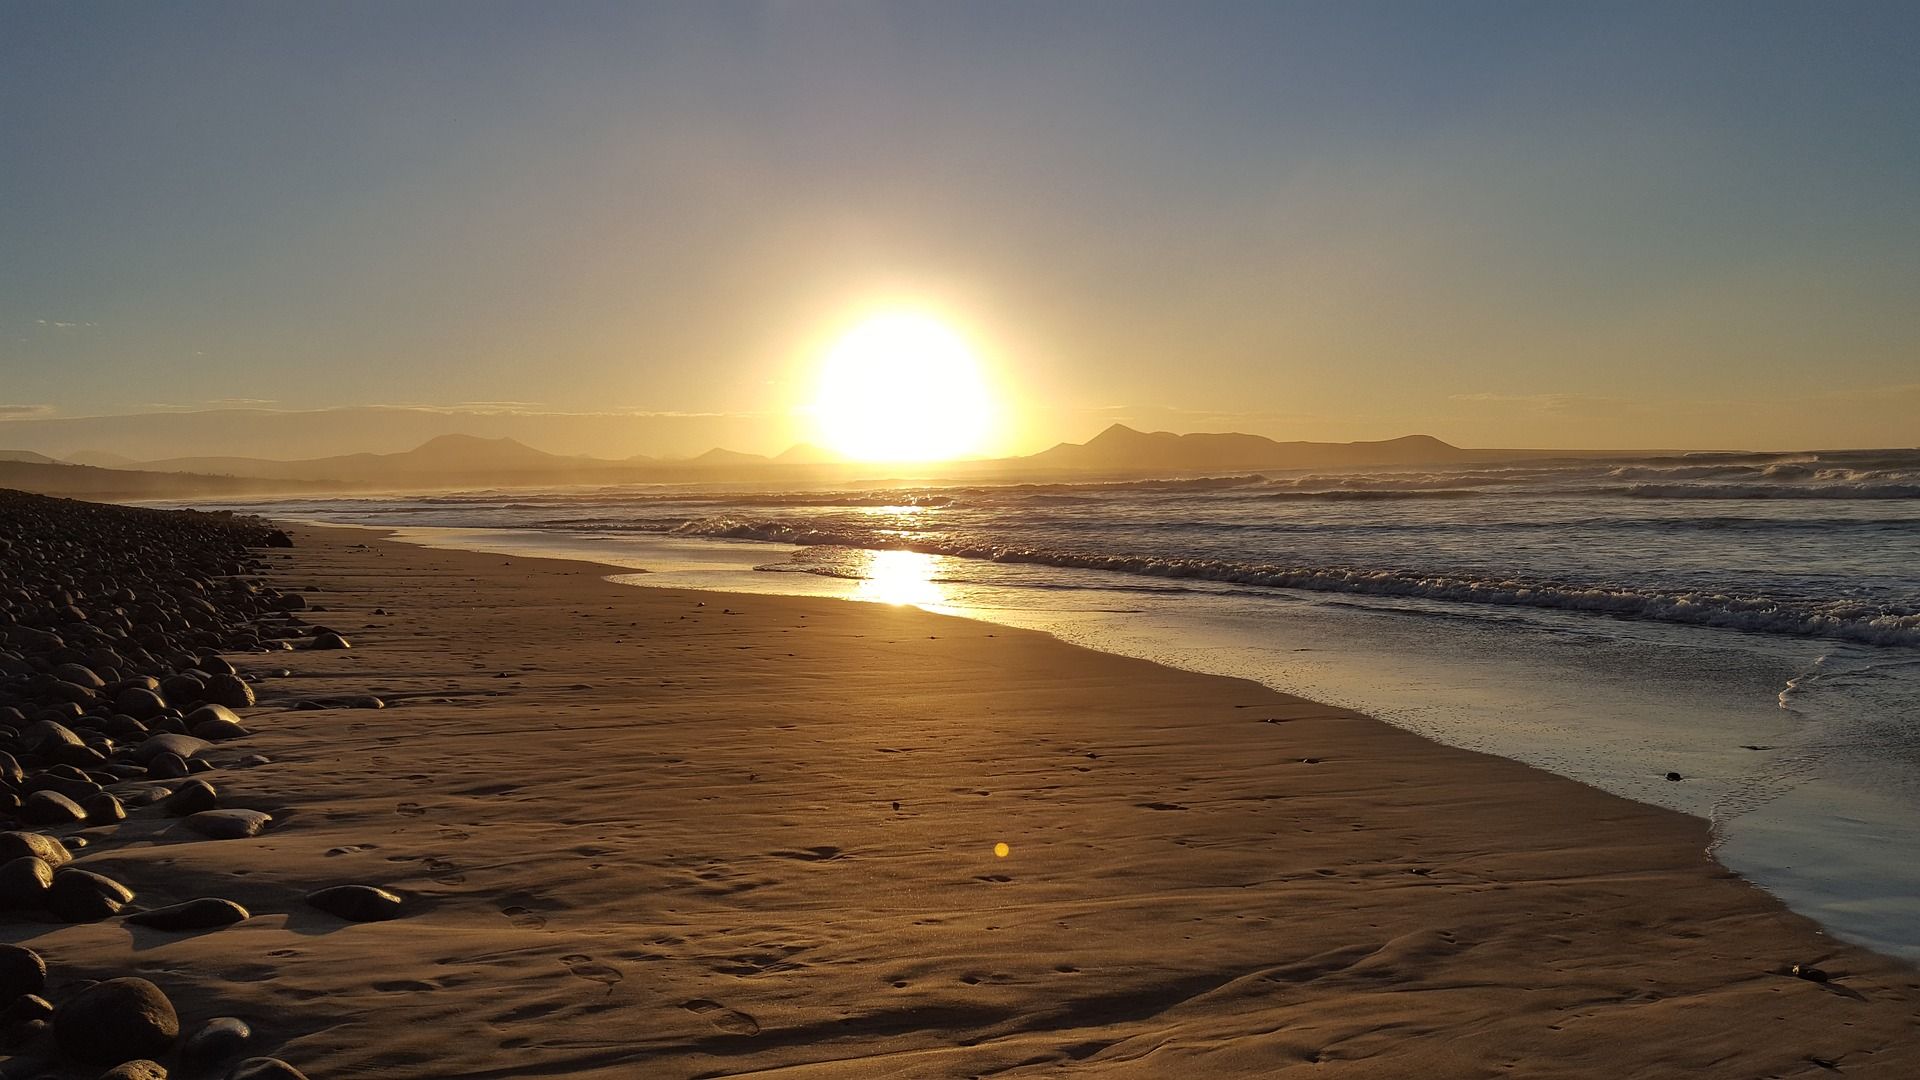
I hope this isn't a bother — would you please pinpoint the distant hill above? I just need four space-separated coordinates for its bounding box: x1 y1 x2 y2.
0 450 65 465
1024 424 1474 473
62 450 139 468
0 459 300 499
133 434 604 485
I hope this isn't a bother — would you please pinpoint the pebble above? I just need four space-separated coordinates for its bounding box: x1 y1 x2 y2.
310 632 352 650
182 810 273 840
161 779 219 817
182 1016 252 1064
99 1060 168 1080
227 1058 310 1080
0 944 46 998
22 790 87 827
0 832 72 869
185 703 250 741
46 867 136 922
124 897 251 931
51 977 179 1064
306 883 404 921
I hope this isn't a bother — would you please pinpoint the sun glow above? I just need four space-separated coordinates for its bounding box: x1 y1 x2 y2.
811 312 995 462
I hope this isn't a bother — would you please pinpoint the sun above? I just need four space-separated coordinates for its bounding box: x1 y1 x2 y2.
811 312 995 462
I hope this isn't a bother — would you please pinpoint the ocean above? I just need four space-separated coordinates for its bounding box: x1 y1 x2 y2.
194 447 1920 959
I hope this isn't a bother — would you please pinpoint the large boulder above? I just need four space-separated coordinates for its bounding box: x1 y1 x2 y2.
51 977 179 1064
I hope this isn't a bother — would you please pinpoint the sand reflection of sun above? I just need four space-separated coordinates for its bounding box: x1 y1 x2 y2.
851 549 946 608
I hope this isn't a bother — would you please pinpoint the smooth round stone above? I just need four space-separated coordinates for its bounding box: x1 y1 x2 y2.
201 674 254 709
83 792 127 825
147 752 190 780
227 1058 309 1080
197 656 237 677
0 944 46 999
188 707 250 741
0 858 54 909
124 898 250 931
53 663 104 689
131 733 210 764
24 719 85 751
182 810 271 841
0 832 72 869
159 674 206 704
4 991 53 1025
117 785 174 808
113 687 166 720
99 1059 168 1080
22 790 86 827
309 632 351 650
161 779 217 817
305 884 403 922
182 1016 251 1064
51 977 179 1064
46 867 135 922
0 751 21 785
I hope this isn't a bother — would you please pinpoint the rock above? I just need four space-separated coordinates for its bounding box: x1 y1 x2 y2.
1791 963 1831 983
1665 771 1683 782
0 832 72 869
4 991 53 1025
22 790 86 827
51 977 179 1064
46 867 136 921
186 704 249 742
23 719 85 751
0 945 46 999
0 752 21 785
0 858 57 909
147 752 190 780
227 1058 308 1080
265 529 294 547
99 1060 168 1080
124 898 250 931
309 632 350 650
83 792 127 825
160 674 206 704
182 810 272 840
305 884 403 922
161 779 218 817
131 733 211 764
201 675 254 709
114 687 167 720
181 1016 251 1064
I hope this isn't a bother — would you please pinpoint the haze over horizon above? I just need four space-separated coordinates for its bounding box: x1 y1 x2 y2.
6 2 1919 457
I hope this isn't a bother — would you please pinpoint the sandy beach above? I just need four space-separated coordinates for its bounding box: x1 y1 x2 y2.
9 519 1909 1077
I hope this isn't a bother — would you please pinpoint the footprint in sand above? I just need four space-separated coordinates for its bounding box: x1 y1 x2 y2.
500 904 548 929
681 998 759 1035
439 827 471 841
560 954 624 992
325 844 372 857
396 802 428 817
427 857 466 885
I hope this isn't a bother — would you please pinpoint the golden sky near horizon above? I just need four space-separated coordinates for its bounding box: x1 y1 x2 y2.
3 4 1917 458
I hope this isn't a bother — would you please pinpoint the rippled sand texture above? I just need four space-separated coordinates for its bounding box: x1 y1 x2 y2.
39 525 1920 1078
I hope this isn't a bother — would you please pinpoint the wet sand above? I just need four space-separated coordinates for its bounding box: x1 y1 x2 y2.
35 523 1920 1077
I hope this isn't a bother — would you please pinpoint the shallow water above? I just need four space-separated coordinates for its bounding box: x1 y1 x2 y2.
184 449 1920 960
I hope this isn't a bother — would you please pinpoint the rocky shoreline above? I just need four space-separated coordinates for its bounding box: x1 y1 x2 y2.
0 491 382 1078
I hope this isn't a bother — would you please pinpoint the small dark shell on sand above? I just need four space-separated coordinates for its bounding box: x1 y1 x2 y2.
306 883 404 922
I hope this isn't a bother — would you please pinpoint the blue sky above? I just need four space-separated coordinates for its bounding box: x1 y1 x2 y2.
3 1 1916 451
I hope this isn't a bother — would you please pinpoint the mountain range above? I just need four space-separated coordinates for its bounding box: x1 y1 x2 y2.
0 424 1567 499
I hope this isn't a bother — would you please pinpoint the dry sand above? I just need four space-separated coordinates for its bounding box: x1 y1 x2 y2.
28 525 1919 1077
